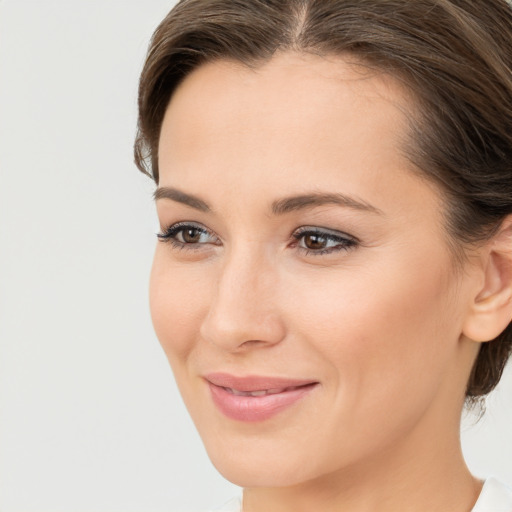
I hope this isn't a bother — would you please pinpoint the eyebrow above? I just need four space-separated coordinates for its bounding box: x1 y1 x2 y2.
271 192 383 216
154 187 383 216
154 187 211 212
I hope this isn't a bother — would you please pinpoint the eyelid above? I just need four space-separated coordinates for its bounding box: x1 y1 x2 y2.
292 225 358 241
157 221 220 245
291 225 359 255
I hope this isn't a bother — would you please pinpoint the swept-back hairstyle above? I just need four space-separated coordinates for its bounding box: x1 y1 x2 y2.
134 0 512 399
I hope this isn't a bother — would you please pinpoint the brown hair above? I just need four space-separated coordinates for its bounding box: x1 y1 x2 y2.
134 0 512 399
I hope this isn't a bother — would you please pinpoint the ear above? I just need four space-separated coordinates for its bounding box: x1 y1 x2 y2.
462 216 512 343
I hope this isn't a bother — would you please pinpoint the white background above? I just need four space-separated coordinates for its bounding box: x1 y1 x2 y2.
0 1 511 511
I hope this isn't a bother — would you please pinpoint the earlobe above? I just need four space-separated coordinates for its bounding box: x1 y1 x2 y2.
462 217 512 343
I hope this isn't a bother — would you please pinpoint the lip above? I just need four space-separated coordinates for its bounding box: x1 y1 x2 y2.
205 373 318 422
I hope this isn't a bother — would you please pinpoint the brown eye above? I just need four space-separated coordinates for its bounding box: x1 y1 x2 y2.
181 227 203 243
303 233 328 250
157 223 220 247
294 227 358 255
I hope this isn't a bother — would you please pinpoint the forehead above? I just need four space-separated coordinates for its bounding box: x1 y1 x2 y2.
158 52 416 167
157 52 441 222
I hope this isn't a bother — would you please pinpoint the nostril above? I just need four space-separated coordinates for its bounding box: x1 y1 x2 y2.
200 312 287 351
240 339 268 349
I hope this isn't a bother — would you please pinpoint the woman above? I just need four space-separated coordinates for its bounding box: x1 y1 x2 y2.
134 1 512 511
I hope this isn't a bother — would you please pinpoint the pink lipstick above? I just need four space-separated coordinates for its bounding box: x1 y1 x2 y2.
205 373 318 422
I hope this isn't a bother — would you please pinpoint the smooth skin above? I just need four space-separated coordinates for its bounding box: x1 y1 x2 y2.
150 53 512 512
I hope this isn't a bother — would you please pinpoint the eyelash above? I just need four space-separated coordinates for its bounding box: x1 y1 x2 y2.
157 222 220 251
157 223 358 256
292 227 358 255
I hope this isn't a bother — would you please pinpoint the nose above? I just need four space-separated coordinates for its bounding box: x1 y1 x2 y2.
199 247 286 352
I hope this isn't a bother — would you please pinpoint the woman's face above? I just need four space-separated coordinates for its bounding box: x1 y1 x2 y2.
151 53 480 487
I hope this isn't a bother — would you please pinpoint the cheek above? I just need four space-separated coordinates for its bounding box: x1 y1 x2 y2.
274 251 463 468
149 250 209 364
287 248 460 404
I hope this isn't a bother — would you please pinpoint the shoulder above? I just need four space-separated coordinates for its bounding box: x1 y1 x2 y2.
472 477 512 512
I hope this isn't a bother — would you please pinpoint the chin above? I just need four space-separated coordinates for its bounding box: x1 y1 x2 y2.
209 452 305 488
200 431 326 488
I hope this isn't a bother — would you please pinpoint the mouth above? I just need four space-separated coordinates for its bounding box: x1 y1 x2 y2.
204 373 319 422
223 384 311 397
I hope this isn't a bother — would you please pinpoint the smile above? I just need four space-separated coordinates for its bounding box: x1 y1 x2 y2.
224 385 304 397
205 373 318 422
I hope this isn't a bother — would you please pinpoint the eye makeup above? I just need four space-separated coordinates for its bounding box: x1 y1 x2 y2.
291 226 359 256
157 221 359 257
